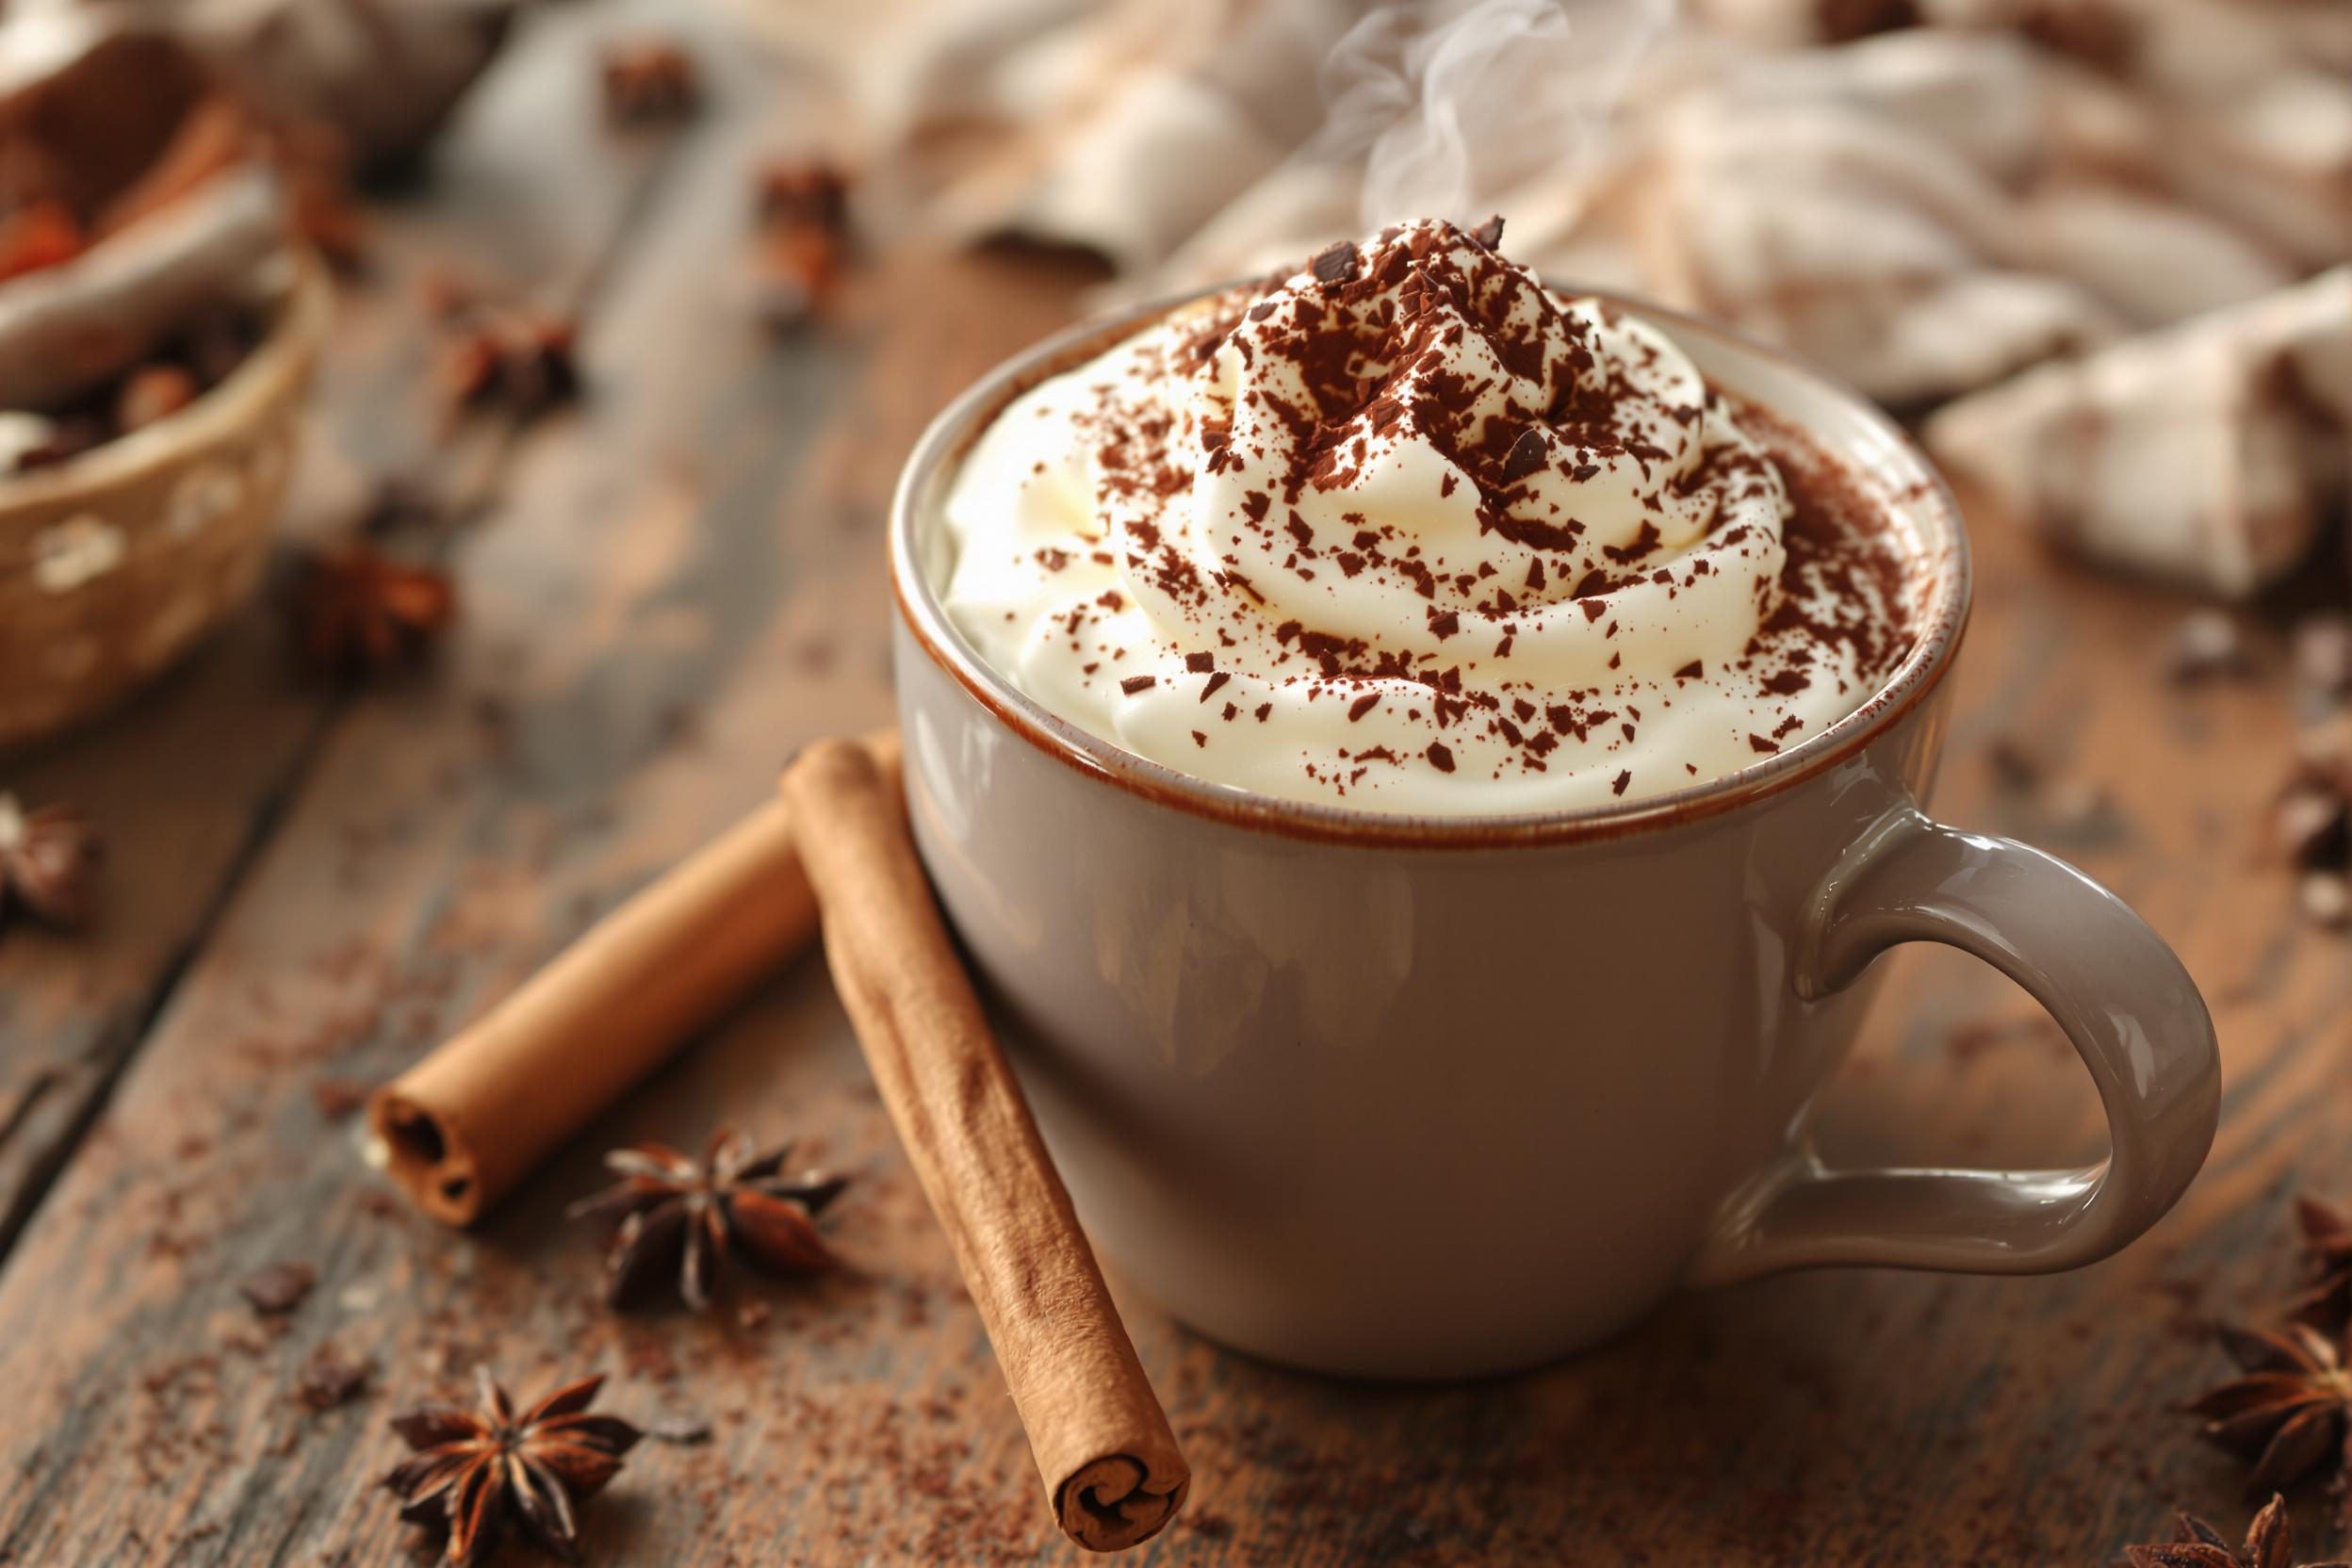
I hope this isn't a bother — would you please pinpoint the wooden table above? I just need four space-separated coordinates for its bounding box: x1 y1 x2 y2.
2 5 2346 1564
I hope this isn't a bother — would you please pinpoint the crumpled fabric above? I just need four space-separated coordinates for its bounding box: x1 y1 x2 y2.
731 0 2352 593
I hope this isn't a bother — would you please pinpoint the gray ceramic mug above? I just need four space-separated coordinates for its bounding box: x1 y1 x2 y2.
888 291 2222 1380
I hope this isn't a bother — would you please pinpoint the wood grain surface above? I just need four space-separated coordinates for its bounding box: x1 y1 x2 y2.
1 3 2347 1564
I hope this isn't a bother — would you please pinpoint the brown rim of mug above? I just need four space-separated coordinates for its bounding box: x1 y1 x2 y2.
889 282 1972 851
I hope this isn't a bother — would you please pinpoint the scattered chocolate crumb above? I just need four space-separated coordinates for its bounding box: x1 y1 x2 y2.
1426 742 1455 774
1611 769 1630 796
1119 675 1156 695
1987 736 2047 792
311 1079 369 1122
241 1263 317 1316
647 1413 714 1446
295 1343 372 1412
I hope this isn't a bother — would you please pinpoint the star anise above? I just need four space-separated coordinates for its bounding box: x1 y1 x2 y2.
2293 1197 2352 1332
288 543 456 681
2189 1323 2352 1525
600 41 700 125
384 1368 641 1567
0 793 102 928
751 161 851 327
567 1129 847 1311
2128 1494 2349 1568
439 308 580 420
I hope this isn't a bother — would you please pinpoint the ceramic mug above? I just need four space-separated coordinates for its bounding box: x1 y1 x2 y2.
887 290 2222 1380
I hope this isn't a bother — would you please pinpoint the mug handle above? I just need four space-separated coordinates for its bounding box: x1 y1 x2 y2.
1687 806 2221 1286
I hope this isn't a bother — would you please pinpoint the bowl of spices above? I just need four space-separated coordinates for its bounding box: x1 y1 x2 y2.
0 15 329 748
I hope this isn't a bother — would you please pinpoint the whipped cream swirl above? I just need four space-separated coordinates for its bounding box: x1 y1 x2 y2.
937 220 1911 814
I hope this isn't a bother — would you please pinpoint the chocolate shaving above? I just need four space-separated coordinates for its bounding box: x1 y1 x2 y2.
1499 426 1550 485
1309 240 1360 285
1471 215 1504 250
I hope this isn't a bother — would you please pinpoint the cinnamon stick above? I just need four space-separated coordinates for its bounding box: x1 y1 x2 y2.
779 739 1189 1554
369 733 899 1224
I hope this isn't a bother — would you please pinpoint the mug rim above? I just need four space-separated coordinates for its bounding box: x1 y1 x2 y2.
890 281 1972 850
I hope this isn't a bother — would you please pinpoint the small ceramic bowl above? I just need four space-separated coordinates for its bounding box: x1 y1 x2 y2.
0 257 330 750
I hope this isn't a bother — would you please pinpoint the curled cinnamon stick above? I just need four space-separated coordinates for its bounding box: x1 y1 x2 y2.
779 738 1190 1554
369 734 899 1225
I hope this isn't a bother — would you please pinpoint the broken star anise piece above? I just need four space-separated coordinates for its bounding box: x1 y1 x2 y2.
2128 1494 2349 1568
288 543 456 682
0 793 102 928
384 1367 641 1568
2189 1323 2352 1525
568 1129 848 1311
439 308 580 421
751 161 852 328
600 41 700 125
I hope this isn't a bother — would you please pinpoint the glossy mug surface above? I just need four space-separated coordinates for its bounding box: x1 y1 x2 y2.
888 292 2221 1380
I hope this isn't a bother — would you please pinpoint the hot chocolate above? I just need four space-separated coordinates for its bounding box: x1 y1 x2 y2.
937 218 1920 814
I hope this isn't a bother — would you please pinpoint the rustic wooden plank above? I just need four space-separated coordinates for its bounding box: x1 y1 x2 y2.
2 89 2347 1567
0 0 694 1255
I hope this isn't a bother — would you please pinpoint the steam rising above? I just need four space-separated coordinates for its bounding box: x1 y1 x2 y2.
1315 0 1676 230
